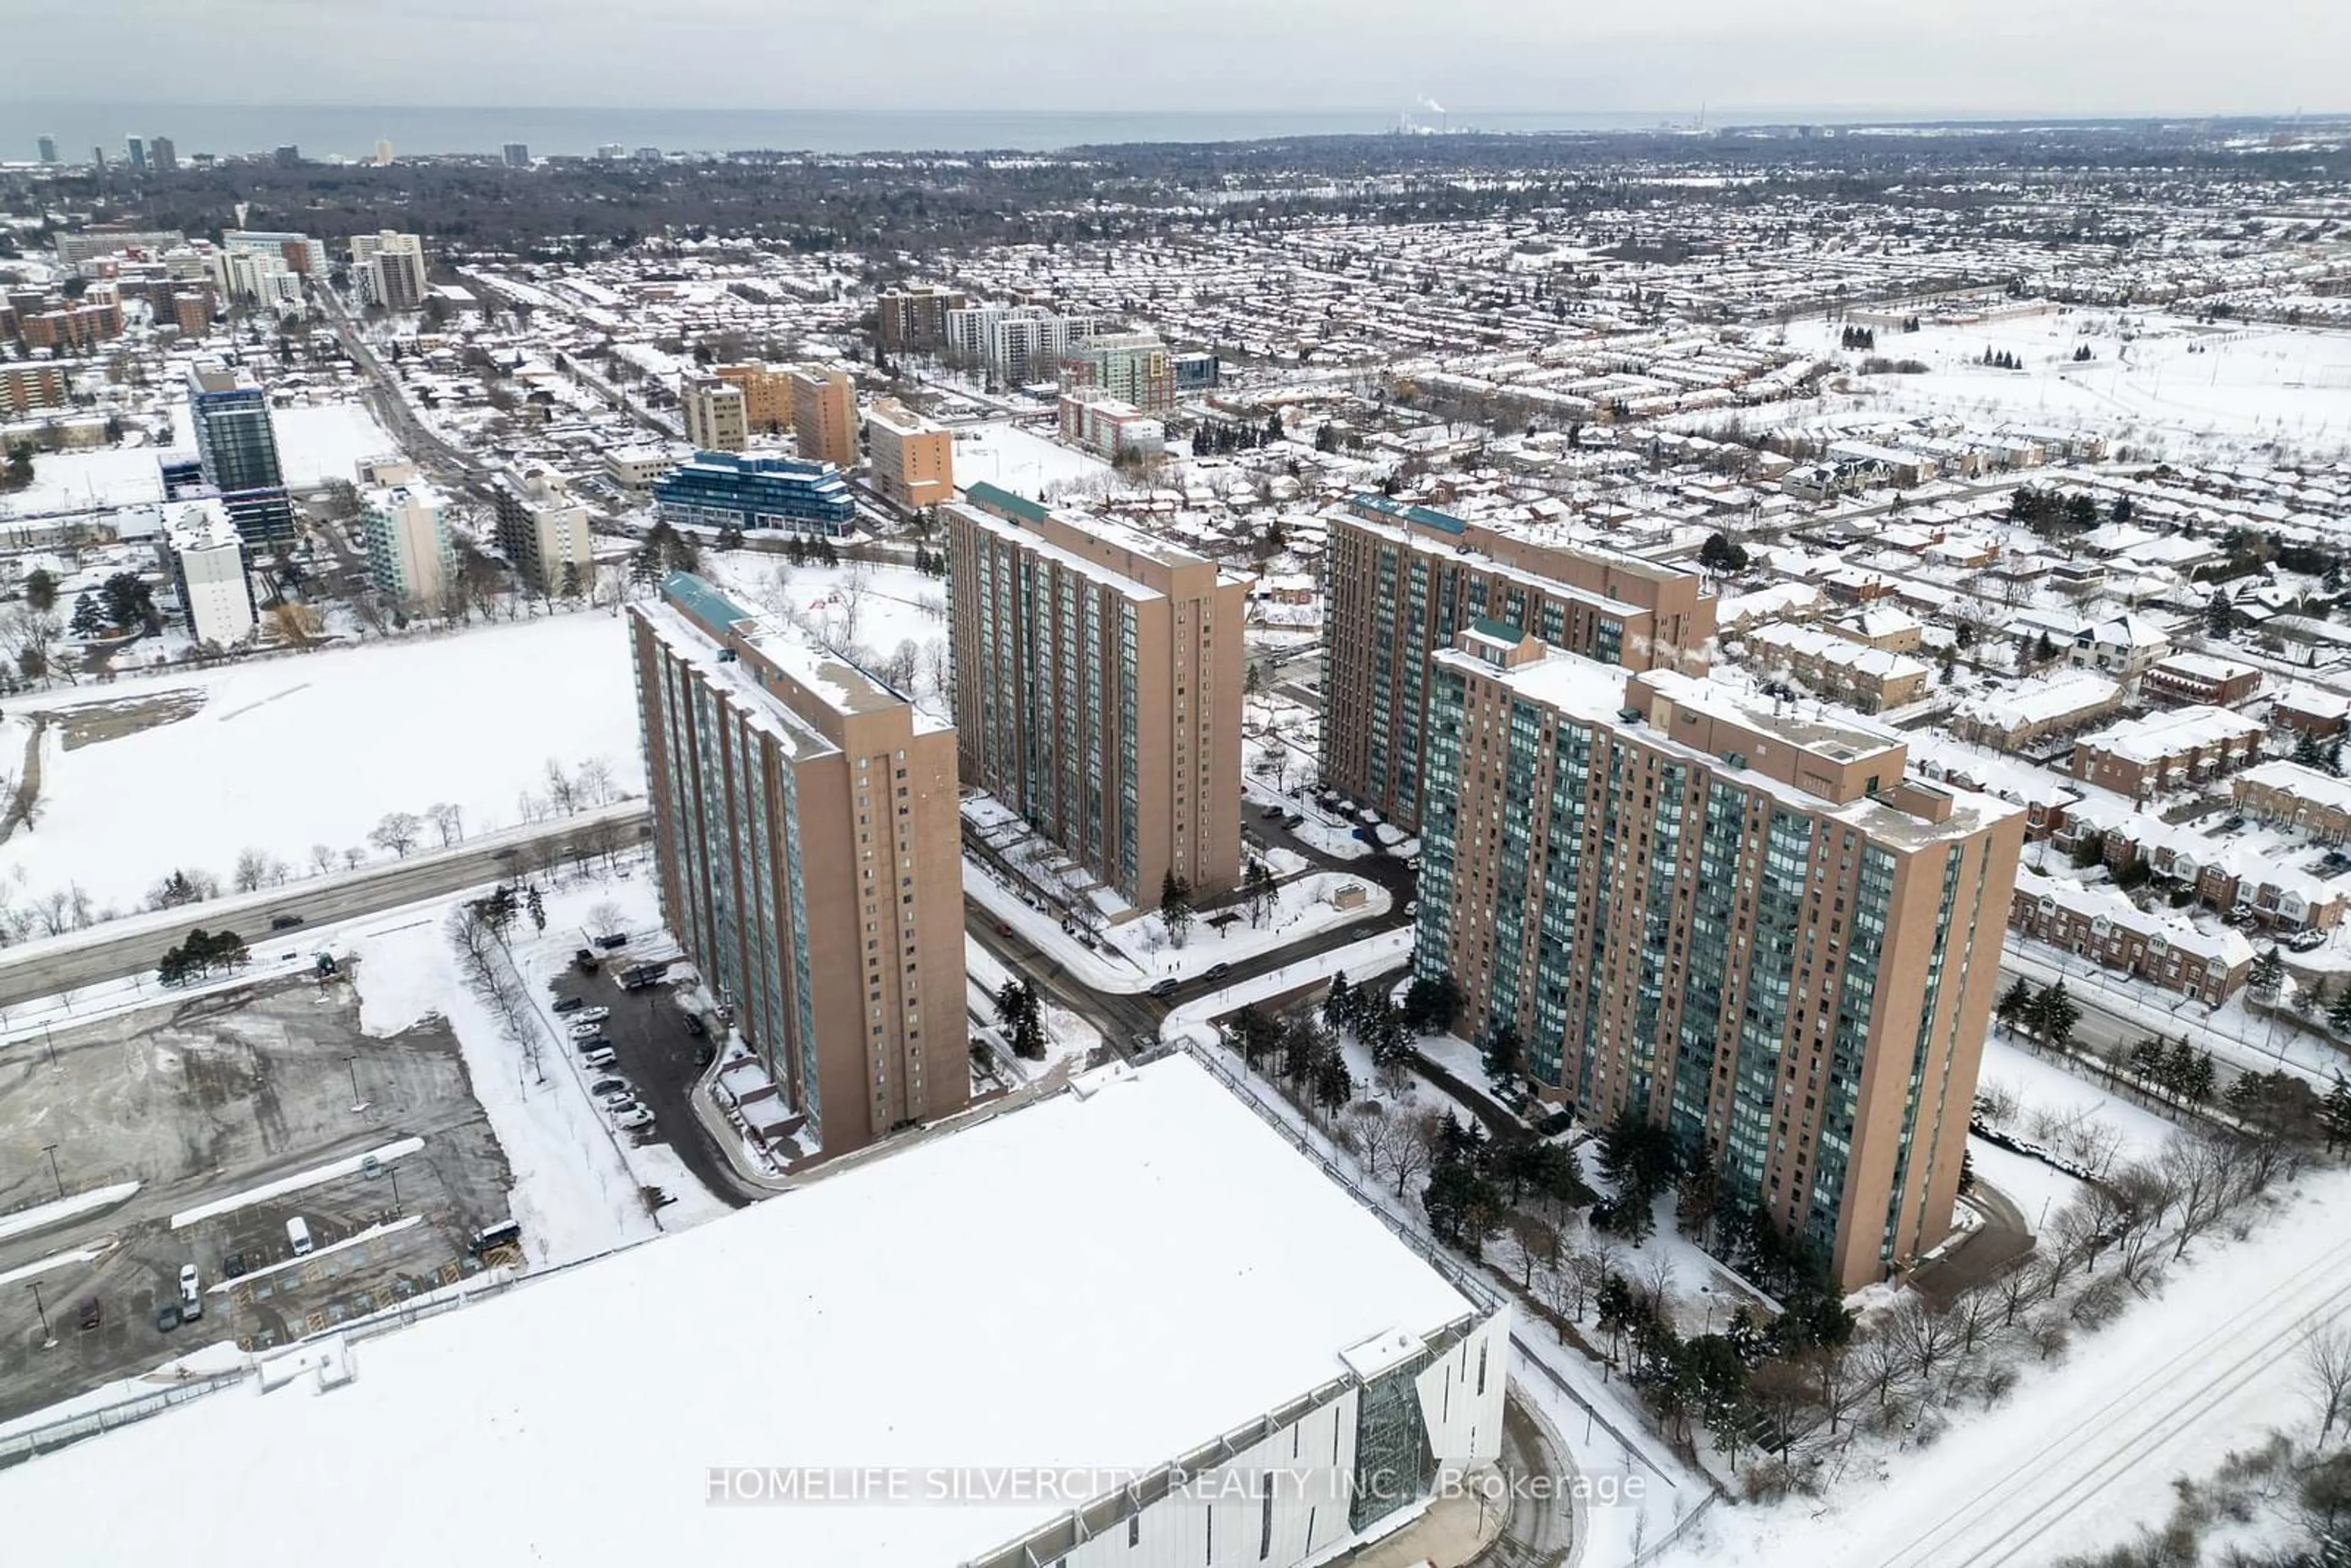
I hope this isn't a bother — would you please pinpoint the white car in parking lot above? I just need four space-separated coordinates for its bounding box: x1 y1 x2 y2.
567 1020 606 1041
572 1006 611 1025
611 1102 654 1131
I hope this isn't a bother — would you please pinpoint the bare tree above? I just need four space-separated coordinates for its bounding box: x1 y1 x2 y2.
544 758 581 816
2161 1136 2240 1262
1886 1296 1962 1389
232 847 271 893
1390 1106 1445 1197
883 639 920 691
309 843 337 876
369 811 423 858
587 901 624 938
342 846 367 871
426 802 465 847
576 756 617 807
1506 1212 1559 1291
2306 1325 2351 1446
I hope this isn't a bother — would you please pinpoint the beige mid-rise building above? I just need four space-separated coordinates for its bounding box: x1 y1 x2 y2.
789 365 858 470
1322 495 1718 833
864 398 953 511
713 362 793 437
630 574 967 1160
1414 621 2023 1291
491 467 594 594
947 486 1247 903
680 374 748 452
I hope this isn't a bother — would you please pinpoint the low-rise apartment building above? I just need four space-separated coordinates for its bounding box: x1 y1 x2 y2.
0 361 72 418
1413 623 2023 1291
2232 759 2351 844
2068 706 2266 799
2009 865 2253 1003
947 487 1247 902
2271 682 2350 740
2140 652 2263 708
1057 389 1164 461
629 574 967 1160
1949 672 2124 751
1321 495 1716 833
864 398 953 511
1063 331 1174 415
1745 623 1930 714
603 445 682 492
652 452 854 536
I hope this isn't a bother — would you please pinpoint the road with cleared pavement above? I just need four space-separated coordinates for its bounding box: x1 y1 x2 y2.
0 806 649 1013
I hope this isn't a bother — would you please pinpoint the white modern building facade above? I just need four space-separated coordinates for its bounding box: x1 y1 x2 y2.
160 500 257 646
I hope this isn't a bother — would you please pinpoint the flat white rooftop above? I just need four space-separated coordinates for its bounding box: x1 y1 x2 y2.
0 1056 1475 1567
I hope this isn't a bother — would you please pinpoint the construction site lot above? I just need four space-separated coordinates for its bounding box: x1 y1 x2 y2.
0 967 514 1427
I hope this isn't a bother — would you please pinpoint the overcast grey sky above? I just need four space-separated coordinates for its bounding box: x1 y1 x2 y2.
17 0 2349 117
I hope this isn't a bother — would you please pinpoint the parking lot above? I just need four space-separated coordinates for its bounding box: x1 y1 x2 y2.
544 950 752 1210
0 968 514 1426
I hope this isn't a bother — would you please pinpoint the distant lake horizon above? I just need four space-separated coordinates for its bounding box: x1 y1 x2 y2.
1 102 2147 163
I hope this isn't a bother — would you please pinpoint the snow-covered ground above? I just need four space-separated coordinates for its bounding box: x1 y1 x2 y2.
965 855 1389 994
1784 310 2351 465
350 862 727 1269
1657 1163 2351 1568
164 399 397 490
698 552 950 719
167 1138 423 1229
950 419 1119 501
964 934 1102 1078
0 1181 140 1244
2 609 642 913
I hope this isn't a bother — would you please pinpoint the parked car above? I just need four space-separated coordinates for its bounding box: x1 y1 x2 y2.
2289 928 2330 952
572 1007 611 1025
1260 804 1285 819
269 913 304 931
573 1035 611 1056
572 950 601 975
611 1103 654 1130
568 1020 607 1041
178 1264 203 1320
222 1251 248 1280
154 1303 181 1333
1147 977 1182 999
598 1089 637 1112
580 1047 618 1070
681 1011 705 1037
285 1217 314 1256
551 996 587 1015
588 1076 631 1098
468 1220 523 1257
1281 812 1305 828
77 1297 102 1331
1202 962 1231 982
594 932 631 950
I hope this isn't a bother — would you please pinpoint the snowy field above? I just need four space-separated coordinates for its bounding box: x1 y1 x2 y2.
168 399 398 489
949 420 1117 502
1 400 397 521
2 609 643 913
1784 310 2351 465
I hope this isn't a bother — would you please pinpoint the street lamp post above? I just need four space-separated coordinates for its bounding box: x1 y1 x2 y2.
388 1166 401 1217
39 1144 62 1202
347 1056 364 1112
29 1281 55 1348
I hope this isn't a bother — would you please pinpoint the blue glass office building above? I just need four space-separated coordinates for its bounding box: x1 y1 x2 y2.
653 451 855 536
